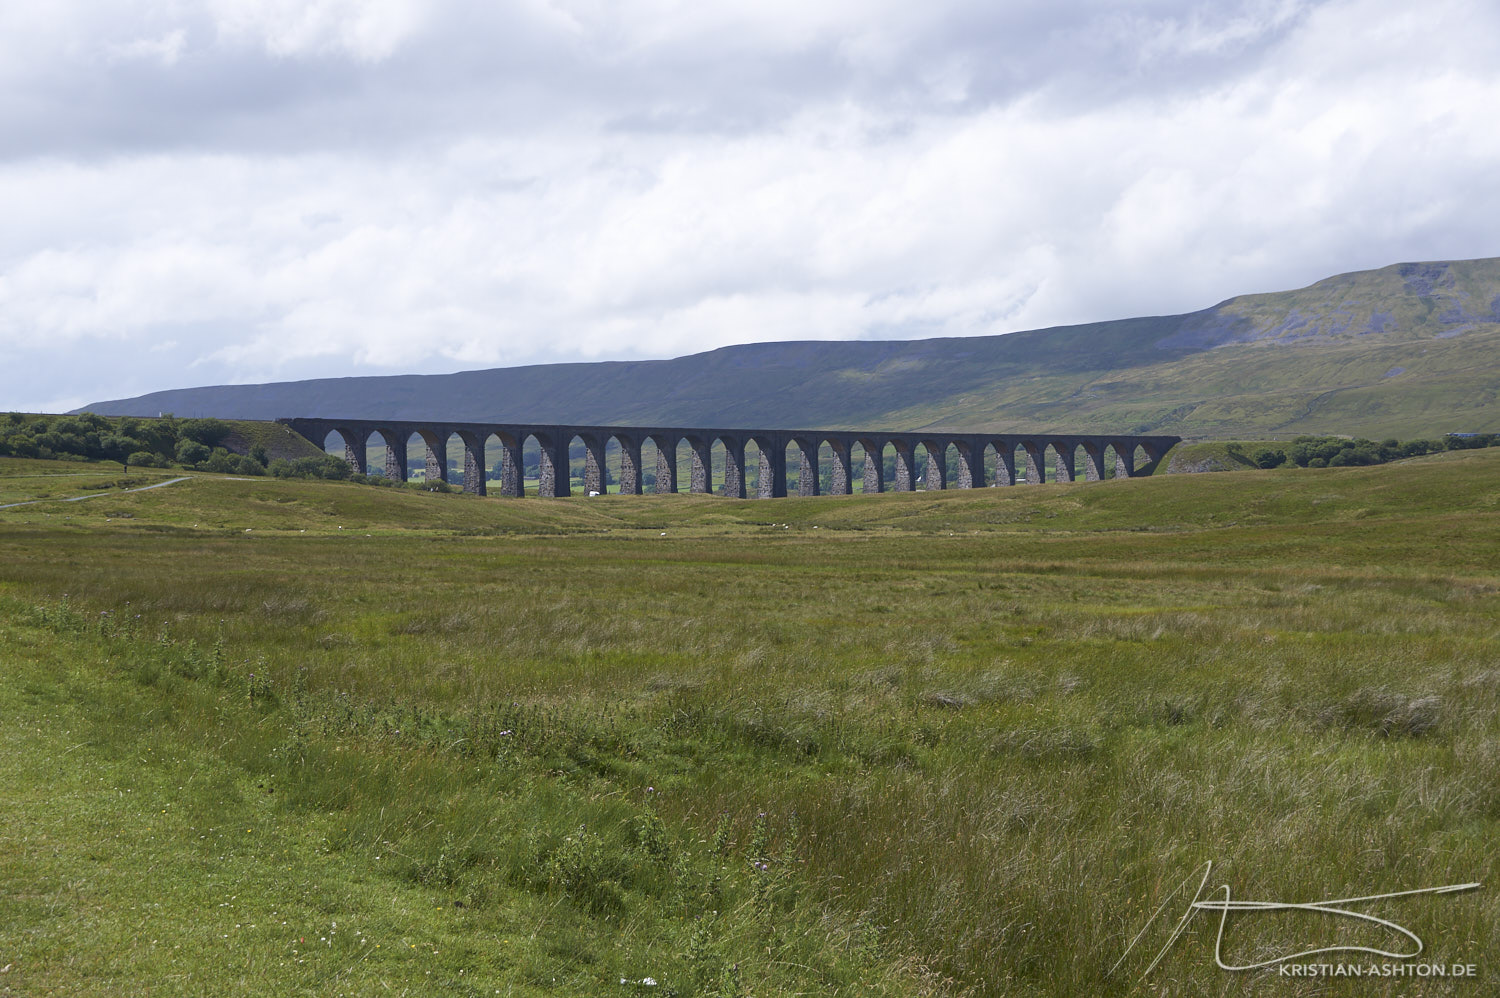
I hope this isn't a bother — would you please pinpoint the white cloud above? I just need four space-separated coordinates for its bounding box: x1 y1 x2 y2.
0 0 1497 411
205 0 427 61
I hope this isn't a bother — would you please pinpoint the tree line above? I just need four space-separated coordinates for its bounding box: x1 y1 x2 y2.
1247 433 1498 469
0 412 355 480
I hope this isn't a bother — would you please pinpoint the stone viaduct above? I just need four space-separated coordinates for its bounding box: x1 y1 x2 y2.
280 417 1179 499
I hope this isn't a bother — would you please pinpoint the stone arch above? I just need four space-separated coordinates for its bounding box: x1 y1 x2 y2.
322 427 359 474
890 438 917 492
411 428 450 485
1139 439 1170 473
788 436 819 496
369 427 407 481
610 432 644 495
1048 439 1076 483
1017 438 1046 484
524 430 569 497
645 432 680 494
1080 439 1109 482
716 434 746 498
488 431 524 496
683 434 714 495
951 438 982 488
455 429 488 495
856 437 886 494
1106 440 1136 479
987 439 1017 486
822 436 853 495
577 432 608 496
918 438 948 491
747 434 784 498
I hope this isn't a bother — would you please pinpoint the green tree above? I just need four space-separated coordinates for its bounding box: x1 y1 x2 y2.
175 439 211 466
180 418 231 448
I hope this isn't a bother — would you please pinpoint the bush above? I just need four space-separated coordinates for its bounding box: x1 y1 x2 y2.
175 439 212 466
1252 448 1286 469
126 451 160 468
268 455 351 480
180 418 231 448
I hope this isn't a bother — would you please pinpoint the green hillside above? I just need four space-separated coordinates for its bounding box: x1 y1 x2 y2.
79 257 1500 438
2 452 1497 995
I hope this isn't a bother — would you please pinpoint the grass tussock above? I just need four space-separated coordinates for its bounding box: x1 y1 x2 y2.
1 450 1499 995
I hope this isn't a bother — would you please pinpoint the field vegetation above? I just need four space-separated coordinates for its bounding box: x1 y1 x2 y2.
1 448 1497 996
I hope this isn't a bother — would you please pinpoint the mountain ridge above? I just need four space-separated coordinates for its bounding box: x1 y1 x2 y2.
77 257 1500 438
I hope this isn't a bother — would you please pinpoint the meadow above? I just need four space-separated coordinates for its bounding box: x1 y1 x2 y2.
1 448 1497 996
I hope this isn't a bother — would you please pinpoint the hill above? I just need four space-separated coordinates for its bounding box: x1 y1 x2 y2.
78 257 1500 438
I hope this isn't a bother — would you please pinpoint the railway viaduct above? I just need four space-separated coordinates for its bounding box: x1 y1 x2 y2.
280 418 1179 499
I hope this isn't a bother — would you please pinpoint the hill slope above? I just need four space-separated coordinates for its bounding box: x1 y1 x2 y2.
79 257 1500 438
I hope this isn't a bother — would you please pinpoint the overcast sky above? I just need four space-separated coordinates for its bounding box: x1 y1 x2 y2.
2 0 1497 411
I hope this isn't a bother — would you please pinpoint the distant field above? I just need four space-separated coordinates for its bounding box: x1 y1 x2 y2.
1 451 1496 996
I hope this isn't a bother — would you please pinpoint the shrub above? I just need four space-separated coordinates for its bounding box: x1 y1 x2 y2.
180 418 231 448
1252 448 1285 469
175 439 212 466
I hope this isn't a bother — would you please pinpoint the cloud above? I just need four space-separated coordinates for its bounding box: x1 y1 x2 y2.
0 0 1497 412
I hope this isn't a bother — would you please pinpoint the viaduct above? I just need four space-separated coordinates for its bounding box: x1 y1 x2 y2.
280 418 1179 499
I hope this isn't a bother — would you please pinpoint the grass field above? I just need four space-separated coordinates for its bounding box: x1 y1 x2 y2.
1 451 1496 996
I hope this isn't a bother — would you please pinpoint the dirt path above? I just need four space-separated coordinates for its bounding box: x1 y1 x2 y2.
0 476 192 511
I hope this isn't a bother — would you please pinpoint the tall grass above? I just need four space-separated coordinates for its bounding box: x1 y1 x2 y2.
1 449 1497 995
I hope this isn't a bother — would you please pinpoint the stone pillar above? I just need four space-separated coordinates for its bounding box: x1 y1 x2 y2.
688 438 712 494
497 436 523 496
922 441 947 491
461 432 487 495
955 439 981 488
892 442 915 492
1053 442 1075 483
339 427 367 475
383 433 408 482
652 435 678 494
993 443 1016 486
756 441 787 498
721 437 746 498
860 439 885 494
618 436 643 495
538 435 571 498
796 439 820 497
1082 441 1107 482
827 438 852 495
1112 442 1136 479
424 433 448 484
583 436 606 495
1022 441 1046 484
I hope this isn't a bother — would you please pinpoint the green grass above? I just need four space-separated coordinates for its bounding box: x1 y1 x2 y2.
220 419 329 462
2 450 1498 995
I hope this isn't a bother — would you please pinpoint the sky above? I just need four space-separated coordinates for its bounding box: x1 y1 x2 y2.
2 0 1498 412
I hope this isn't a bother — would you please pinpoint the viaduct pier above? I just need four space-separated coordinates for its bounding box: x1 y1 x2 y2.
280 418 1179 499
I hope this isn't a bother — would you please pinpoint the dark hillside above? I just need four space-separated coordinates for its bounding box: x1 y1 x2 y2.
79 257 1500 438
